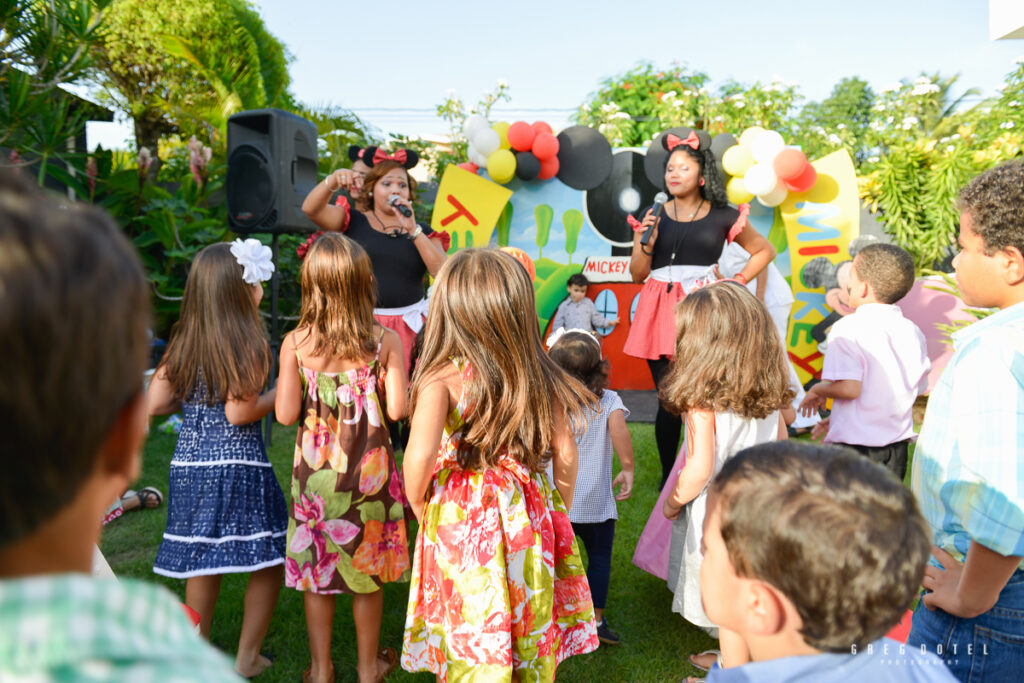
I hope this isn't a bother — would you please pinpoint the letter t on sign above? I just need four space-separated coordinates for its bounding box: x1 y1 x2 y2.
441 195 478 228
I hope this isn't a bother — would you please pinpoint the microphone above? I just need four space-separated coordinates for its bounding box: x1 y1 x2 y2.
389 193 412 218
640 192 669 246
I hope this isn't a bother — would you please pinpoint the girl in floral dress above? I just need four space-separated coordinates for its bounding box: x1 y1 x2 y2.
401 248 600 682
276 233 410 683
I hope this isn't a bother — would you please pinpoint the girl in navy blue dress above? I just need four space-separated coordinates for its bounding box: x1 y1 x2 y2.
148 239 286 679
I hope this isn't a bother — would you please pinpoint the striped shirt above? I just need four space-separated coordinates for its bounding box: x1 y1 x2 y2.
0 573 244 681
569 390 629 524
911 301 1024 566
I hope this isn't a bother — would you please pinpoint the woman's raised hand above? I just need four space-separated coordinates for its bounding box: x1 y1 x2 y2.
324 169 363 194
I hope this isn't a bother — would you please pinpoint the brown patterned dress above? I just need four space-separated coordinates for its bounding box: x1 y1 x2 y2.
284 334 411 594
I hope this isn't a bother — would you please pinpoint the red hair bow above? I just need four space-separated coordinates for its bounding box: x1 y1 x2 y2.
373 148 408 165
666 130 700 151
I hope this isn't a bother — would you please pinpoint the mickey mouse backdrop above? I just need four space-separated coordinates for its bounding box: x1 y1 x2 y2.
431 121 966 391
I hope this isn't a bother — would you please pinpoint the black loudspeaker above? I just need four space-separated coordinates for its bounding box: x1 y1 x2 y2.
227 108 319 234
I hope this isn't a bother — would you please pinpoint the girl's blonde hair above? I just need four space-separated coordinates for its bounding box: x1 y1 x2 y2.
161 243 270 403
660 281 794 419
297 232 376 359
411 249 593 472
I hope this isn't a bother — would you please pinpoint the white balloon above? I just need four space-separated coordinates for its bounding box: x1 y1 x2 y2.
751 130 785 164
471 149 488 168
743 163 778 196
473 128 501 156
756 182 788 207
463 114 489 140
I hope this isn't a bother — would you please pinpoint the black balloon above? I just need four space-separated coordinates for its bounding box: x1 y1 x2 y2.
556 126 613 190
514 151 541 181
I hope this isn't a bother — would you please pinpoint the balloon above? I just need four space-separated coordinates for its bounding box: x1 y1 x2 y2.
710 133 738 162
557 126 613 190
514 151 541 181
784 162 818 193
473 128 500 156
738 126 766 149
531 132 559 160
537 155 559 180
743 163 778 196
470 149 489 168
463 114 489 139
492 121 511 150
532 121 553 136
487 149 516 184
772 148 807 181
751 130 785 164
500 246 536 281
507 121 535 152
457 162 479 173
726 176 754 204
722 145 754 177
756 182 788 208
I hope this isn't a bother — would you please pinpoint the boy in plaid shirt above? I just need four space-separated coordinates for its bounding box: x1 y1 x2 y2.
907 161 1024 680
0 172 242 681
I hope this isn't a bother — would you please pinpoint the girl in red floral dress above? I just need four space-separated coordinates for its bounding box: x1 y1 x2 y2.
276 233 410 683
401 248 600 682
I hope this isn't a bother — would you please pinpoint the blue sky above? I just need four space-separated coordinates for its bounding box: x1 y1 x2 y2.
88 0 1023 148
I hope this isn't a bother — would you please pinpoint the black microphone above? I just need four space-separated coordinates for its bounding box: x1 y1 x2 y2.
640 192 669 246
389 193 412 218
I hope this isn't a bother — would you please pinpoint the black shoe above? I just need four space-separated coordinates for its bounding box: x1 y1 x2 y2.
597 617 620 645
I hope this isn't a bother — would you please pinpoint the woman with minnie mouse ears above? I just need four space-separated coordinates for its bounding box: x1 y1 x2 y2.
623 128 775 489
302 147 449 379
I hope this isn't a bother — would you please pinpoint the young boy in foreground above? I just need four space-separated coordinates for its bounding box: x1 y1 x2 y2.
0 172 242 680
907 160 1024 680
694 441 955 682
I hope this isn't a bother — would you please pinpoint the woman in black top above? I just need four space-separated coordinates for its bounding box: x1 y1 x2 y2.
623 130 775 487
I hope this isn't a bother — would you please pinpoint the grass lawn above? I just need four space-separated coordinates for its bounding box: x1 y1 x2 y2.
101 421 715 682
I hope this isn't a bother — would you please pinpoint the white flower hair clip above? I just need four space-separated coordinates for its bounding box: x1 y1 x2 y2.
230 238 275 284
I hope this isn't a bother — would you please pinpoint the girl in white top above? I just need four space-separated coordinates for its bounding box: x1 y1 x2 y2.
659 281 794 670
548 329 634 644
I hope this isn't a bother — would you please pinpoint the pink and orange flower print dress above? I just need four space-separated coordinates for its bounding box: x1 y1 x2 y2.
402 360 599 681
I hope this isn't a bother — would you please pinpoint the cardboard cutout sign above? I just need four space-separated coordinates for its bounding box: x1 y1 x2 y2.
431 166 513 251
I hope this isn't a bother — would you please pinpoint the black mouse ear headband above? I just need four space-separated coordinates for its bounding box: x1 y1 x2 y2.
348 144 366 163
362 145 419 170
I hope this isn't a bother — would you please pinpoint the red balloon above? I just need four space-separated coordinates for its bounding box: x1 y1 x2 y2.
457 161 479 173
772 148 807 182
784 163 818 193
531 132 559 160
537 156 559 180
507 121 535 152
532 121 553 136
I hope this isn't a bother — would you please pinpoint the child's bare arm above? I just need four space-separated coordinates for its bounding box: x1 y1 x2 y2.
798 379 862 416
608 408 634 501
147 366 181 416
923 542 1023 618
551 409 580 511
380 328 408 422
226 387 276 425
403 372 449 521
274 333 302 425
665 409 715 519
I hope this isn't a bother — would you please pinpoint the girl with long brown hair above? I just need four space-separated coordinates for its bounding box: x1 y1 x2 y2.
641 281 793 673
147 239 286 678
401 248 600 681
275 233 410 683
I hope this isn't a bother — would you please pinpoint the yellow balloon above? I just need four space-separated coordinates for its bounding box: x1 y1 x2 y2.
727 176 755 205
492 121 511 150
722 145 754 177
738 126 766 150
488 149 516 184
